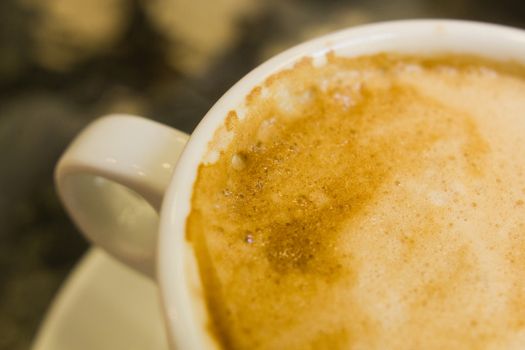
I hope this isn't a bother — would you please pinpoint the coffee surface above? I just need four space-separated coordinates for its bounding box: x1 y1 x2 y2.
187 53 525 349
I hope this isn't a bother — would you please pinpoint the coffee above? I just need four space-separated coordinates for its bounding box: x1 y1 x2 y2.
187 53 525 349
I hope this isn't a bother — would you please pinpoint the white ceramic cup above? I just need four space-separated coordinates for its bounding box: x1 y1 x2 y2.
55 20 525 349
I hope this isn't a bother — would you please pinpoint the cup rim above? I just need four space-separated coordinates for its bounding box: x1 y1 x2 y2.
157 19 525 350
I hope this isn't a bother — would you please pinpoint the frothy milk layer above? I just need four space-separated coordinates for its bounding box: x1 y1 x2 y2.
187 53 525 350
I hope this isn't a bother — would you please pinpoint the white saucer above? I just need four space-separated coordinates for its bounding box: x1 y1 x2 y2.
32 248 169 350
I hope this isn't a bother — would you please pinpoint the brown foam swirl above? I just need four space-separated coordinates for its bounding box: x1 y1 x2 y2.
187 53 525 349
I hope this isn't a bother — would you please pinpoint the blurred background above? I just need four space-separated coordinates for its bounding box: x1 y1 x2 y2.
0 0 524 348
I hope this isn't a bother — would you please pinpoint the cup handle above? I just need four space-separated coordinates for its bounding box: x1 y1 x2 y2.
55 114 189 278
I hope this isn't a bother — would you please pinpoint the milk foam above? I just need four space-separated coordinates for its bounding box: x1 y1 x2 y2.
187 53 525 350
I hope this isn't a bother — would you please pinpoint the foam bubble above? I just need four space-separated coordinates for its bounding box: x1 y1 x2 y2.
231 153 246 170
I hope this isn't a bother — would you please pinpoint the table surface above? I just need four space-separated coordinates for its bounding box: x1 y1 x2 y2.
0 0 524 349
